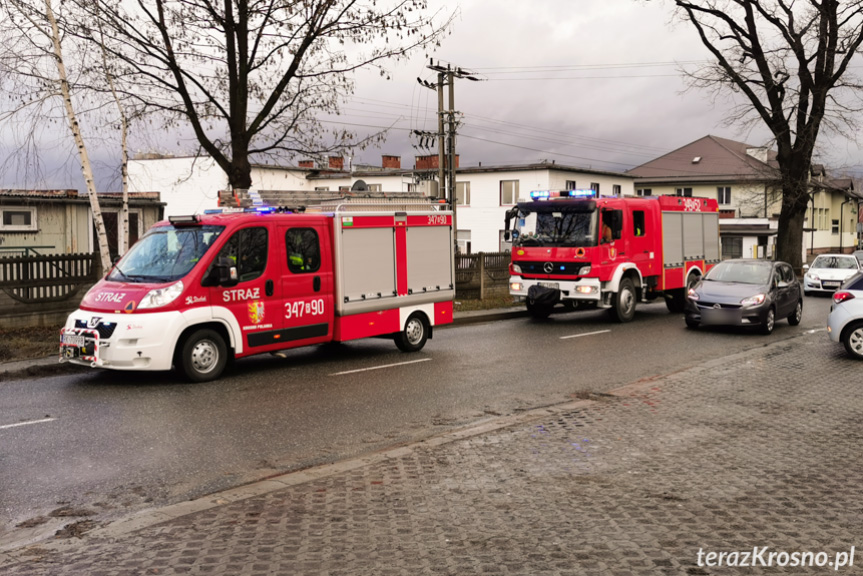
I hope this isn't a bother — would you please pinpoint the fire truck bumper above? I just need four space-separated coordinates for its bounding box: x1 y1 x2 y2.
60 310 184 372
509 277 602 303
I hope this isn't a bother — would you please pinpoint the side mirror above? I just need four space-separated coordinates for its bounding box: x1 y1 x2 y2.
202 256 238 287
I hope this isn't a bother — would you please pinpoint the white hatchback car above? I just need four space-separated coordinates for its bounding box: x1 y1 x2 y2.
803 254 861 295
827 272 863 359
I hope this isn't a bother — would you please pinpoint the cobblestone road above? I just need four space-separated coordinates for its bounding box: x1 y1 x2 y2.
3 329 862 575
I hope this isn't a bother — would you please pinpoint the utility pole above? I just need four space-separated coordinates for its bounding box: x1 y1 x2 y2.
425 60 480 254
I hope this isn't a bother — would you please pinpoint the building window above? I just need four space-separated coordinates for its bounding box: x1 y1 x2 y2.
456 230 471 254
0 207 37 231
717 186 731 205
721 236 743 260
565 180 577 190
636 188 652 197
500 180 519 205
314 186 330 191
367 184 382 192
339 186 350 192
676 187 693 197
832 219 840 234
456 182 470 206
590 182 600 194
613 184 621 196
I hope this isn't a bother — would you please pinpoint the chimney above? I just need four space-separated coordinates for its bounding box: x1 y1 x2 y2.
382 155 401 169
328 156 344 170
415 155 459 170
298 160 314 169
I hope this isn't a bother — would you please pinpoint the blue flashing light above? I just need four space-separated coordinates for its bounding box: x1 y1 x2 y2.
568 189 596 198
246 206 276 214
530 190 551 199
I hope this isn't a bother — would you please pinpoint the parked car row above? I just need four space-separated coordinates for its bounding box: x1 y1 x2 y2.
682 253 863 361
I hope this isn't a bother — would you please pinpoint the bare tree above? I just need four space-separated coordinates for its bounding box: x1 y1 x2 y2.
74 0 454 191
0 0 113 272
655 0 863 269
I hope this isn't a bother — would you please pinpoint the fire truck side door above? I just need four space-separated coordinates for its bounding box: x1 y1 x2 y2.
278 224 334 349
627 207 657 275
206 225 283 353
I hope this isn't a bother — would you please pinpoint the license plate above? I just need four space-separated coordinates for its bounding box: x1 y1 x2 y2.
61 334 86 347
823 281 841 288
701 308 741 325
539 282 559 289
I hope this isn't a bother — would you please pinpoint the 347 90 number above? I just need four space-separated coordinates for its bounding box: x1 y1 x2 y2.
285 298 325 319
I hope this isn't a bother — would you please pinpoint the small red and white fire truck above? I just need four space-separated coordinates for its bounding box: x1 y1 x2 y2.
505 190 720 321
60 200 455 382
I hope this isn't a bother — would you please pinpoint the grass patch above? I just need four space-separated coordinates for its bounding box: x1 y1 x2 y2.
0 325 63 363
454 295 520 312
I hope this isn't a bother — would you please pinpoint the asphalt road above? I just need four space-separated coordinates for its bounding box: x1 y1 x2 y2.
0 294 835 548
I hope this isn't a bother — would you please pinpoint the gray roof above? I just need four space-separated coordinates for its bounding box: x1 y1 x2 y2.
626 135 779 183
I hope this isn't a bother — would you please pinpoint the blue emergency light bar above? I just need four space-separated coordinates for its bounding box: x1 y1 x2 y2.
529 189 597 200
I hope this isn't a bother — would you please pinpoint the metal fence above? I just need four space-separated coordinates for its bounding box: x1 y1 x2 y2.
455 251 511 300
0 252 98 304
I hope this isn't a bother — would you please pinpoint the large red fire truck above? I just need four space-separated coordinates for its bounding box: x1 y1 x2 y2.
60 200 455 382
505 190 720 321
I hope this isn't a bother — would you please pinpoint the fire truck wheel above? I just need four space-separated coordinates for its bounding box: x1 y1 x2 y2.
611 278 636 323
395 314 429 352
179 329 228 382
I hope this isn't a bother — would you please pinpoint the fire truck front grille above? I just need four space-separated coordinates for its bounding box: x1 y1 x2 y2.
74 320 118 339
518 261 590 277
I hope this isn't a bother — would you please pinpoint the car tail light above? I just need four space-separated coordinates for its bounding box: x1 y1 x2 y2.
833 291 855 304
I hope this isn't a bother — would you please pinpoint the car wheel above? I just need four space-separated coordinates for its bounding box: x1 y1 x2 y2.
394 313 429 352
180 328 227 382
842 321 863 359
526 299 553 319
759 307 775 335
787 300 803 326
685 315 699 329
611 277 636 323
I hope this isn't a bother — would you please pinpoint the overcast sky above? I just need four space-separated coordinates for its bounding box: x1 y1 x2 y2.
5 0 863 191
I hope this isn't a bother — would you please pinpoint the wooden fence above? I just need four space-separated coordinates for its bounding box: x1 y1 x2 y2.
0 253 99 328
455 251 511 300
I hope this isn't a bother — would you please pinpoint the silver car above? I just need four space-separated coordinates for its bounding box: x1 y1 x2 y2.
803 254 861 295
827 272 863 359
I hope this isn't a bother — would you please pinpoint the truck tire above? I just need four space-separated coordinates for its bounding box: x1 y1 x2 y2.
394 313 429 352
179 328 228 382
611 277 636 323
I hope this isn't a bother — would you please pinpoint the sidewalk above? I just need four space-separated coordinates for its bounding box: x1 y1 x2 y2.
3 328 861 575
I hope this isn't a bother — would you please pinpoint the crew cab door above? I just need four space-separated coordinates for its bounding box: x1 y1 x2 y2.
205 225 284 354
277 222 334 349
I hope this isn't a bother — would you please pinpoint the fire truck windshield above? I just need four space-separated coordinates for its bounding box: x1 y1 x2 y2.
108 224 225 283
513 209 597 248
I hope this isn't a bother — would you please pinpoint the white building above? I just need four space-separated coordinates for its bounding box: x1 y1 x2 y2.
128 154 636 254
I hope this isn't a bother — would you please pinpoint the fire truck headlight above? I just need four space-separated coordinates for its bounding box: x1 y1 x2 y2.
510 282 523 292
139 281 184 309
687 288 699 300
740 293 766 307
578 265 591 276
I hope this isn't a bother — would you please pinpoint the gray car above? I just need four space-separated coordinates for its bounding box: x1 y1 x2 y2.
684 259 802 335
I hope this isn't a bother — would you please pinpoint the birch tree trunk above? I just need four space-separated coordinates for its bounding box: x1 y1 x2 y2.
45 0 112 272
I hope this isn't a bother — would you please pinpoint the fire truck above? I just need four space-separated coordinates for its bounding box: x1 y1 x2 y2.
60 199 455 382
505 190 720 321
